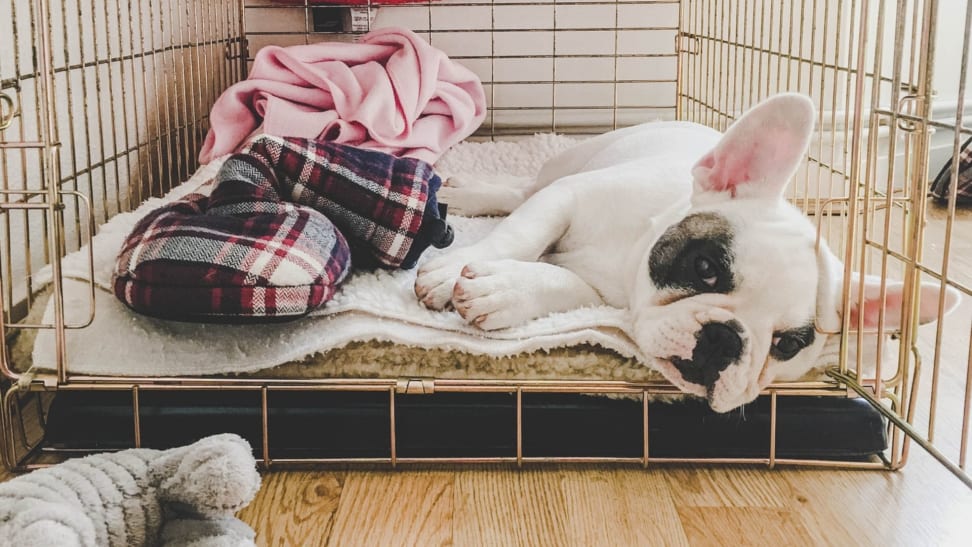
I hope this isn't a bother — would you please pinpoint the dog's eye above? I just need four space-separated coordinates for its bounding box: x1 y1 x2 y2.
771 334 803 360
694 256 719 288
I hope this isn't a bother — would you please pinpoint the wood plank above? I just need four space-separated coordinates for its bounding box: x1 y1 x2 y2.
664 466 793 508
561 467 689 547
454 467 569 546
784 452 972 546
327 470 453 547
676 506 814 547
237 471 344 547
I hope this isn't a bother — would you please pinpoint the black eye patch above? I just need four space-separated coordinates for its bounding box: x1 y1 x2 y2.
770 323 816 361
649 212 735 294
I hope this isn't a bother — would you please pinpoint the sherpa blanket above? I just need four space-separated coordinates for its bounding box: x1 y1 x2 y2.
31 134 644 377
199 27 487 165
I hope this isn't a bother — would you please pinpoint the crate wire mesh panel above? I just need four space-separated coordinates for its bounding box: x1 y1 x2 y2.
679 0 972 485
0 0 970 487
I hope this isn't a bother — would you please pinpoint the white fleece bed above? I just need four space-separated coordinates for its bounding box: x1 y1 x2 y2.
26 134 655 379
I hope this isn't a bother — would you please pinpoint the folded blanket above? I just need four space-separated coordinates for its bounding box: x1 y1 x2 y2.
199 27 487 165
114 136 451 321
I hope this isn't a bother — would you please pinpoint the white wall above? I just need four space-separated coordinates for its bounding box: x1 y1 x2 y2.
244 0 682 130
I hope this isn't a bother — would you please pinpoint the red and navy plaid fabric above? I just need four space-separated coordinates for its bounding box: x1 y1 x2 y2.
114 154 352 322
244 135 450 269
114 135 452 322
931 135 972 205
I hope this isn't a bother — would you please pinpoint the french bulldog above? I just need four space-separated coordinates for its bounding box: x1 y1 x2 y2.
414 93 961 412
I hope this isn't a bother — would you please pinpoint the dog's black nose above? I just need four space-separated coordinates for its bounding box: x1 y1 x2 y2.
672 321 744 389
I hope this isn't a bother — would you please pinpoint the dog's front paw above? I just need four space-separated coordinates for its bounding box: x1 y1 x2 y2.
414 249 478 310
452 260 538 330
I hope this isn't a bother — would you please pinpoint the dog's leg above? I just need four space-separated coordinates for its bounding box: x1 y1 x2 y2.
453 259 603 330
415 186 574 309
437 174 534 217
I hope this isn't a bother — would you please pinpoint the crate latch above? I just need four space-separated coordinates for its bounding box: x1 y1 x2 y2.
676 33 701 55
0 92 16 131
395 378 435 395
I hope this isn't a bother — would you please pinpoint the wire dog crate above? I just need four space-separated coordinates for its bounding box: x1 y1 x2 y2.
0 0 970 487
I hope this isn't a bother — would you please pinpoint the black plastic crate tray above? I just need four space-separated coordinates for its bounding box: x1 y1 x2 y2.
43 390 887 461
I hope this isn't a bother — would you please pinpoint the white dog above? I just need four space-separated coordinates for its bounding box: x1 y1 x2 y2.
415 94 960 412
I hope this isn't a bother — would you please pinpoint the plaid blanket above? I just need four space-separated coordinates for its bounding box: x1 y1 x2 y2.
245 135 452 269
114 136 452 321
930 135 972 205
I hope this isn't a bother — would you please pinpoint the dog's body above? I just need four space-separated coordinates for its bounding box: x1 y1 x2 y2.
415 94 959 412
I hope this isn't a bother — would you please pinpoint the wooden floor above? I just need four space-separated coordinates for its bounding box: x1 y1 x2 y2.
2 450 970 546
237 451 970 546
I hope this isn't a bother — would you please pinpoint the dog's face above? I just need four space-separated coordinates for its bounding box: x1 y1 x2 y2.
629 94 959 412
634 199 822 412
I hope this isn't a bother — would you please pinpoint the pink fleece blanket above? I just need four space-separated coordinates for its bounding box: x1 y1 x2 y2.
199 27 486 165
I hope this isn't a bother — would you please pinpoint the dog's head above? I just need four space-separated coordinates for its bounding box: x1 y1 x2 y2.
630 94 960 412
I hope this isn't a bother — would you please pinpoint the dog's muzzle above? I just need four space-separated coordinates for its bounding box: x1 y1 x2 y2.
670 321 744 392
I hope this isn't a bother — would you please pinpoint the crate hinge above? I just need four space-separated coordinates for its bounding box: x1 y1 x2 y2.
395 377 435 395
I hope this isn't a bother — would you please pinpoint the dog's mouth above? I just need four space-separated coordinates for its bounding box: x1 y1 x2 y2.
651 357 708 398
651 357 757 413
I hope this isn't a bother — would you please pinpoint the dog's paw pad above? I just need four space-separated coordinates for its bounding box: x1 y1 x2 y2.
450 263 535 330
474 312 524 331
414 256 470 310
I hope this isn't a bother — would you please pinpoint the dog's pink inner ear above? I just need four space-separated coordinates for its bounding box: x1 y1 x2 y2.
694 149 754 197
692 94 815 200
845 280 961 331
847 290 904 331
693 125 805 199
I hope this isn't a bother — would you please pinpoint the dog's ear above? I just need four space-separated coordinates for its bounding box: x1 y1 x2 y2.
845 275 961 331
816 246 961 332
691 93 815 200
